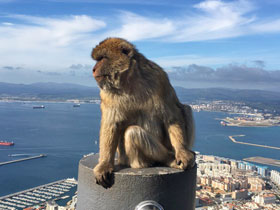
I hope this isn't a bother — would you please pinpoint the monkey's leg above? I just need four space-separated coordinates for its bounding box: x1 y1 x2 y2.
182 104 195 148
168 124 195 170
93 122 120 189
124 125 172 168
117 139 129 166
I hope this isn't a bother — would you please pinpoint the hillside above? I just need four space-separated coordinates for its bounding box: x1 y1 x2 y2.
1 82 280 113
0 82 99 100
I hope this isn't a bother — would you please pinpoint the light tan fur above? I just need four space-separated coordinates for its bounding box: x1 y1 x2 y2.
91 38 195 188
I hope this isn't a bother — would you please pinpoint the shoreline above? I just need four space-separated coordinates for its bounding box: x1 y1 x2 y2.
0 99 100 104
222 117 280 127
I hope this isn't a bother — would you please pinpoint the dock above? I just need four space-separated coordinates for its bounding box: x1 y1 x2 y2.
243 156 280 168
229 135 280 150
0 154 46 166
0 178 77 210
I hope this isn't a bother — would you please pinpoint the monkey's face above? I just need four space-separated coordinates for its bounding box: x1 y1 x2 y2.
91 38 135 91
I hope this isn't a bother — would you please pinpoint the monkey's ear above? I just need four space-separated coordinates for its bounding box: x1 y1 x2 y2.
120 42 134 58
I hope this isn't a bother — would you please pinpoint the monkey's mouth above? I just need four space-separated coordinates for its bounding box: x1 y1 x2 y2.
94 74 111 82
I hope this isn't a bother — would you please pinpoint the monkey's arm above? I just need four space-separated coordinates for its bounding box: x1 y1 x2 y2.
93 119 120 188
167 122 194 170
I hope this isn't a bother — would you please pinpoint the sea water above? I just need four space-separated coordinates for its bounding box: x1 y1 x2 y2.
0 102 280 196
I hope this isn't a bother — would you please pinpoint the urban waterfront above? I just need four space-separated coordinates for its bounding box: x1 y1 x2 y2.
0 101 280 197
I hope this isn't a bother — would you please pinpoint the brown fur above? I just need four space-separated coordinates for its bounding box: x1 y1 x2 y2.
91 38 195 188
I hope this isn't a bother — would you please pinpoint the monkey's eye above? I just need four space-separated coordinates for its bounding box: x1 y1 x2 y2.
96 56 104 61
122 48 130 55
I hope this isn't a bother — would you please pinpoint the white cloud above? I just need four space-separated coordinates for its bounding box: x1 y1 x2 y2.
1 0 280 73
250 18 280 33
171 0 256 42
2 22 14 26
8 14 105 47
105 0 280 42
106 12 175 41
167 63 280 85
154 54 230 68
107 0 257 42
0 15 105 69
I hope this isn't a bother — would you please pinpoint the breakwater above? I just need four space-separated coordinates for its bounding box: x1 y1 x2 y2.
0 154 46 166
229 135 280 150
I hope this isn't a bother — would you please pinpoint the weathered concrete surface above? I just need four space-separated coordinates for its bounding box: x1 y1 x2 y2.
77 154 197 210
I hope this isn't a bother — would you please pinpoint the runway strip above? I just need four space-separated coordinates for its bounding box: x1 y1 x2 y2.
243 156 280 167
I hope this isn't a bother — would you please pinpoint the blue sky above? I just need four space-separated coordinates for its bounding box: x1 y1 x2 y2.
1 0 280 91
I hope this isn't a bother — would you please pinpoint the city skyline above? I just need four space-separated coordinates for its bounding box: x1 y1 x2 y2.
1 0 280 91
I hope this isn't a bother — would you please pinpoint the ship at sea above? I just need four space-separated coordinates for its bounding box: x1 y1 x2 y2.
0 141 14 146
220 121 227 126
33 105 45 109
73 103 80 107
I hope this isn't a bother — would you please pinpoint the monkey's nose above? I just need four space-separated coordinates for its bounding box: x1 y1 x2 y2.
92 68 96 78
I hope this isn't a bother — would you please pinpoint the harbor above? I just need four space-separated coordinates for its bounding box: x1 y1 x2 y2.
0 178 77 210
0 154 46 166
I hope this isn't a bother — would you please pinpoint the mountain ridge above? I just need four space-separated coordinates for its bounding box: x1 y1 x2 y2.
1 82 280 102
1 82 279 113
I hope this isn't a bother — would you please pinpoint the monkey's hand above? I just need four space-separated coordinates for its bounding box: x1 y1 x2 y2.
174 150 195 170
93 162 114 189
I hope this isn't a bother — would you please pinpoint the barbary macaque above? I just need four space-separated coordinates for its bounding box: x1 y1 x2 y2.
91 38 195 188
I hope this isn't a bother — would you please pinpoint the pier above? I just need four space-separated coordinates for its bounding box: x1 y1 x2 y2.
229 135 280 150
0 154 46 166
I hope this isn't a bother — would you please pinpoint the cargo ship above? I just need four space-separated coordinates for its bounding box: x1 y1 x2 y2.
33 105 45 109
0 141 14 146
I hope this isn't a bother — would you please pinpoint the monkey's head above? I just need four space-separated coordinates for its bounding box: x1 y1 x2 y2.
91 38 136 91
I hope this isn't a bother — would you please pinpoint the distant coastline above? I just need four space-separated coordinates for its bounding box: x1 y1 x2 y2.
223 116 280 127
0 98 101 104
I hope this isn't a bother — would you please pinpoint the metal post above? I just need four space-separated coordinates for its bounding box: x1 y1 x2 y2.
77 154 197 210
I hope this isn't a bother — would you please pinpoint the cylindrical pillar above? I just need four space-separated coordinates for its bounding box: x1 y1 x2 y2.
77 154 197 210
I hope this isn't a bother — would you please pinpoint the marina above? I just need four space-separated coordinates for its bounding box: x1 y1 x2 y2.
0 178 77 210
0 154 46 166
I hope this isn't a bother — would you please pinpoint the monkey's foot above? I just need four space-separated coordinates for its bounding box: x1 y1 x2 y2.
170 150 195 170
93 162 114 189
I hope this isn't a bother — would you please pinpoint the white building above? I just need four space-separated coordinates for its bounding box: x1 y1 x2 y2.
271 170 280 186
46 201 59 210
254 193 276 205
46 200 68 210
